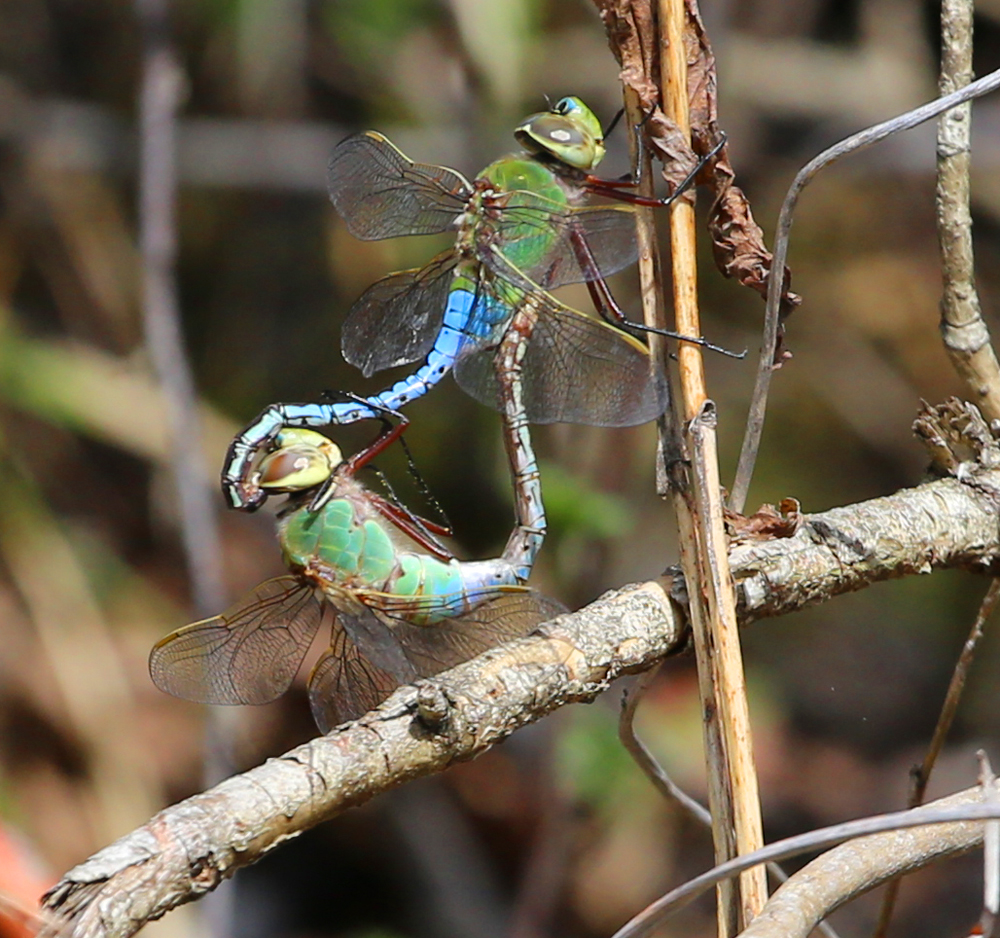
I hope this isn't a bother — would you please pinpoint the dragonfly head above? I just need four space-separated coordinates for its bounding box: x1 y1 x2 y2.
514 96 606 172
257 429 343 493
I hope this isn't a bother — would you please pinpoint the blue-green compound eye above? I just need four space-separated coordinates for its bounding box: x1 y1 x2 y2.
554 97 580 115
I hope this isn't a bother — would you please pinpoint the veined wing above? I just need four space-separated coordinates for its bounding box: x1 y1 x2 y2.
454 268 669 427
342 251 458 376
359 587 566 677
307 589 565 730
328 132 472 240
307 618 399 732
484 192 638 288
149 577 324 706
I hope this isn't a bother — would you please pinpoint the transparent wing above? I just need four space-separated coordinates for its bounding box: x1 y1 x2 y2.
307 618 400 732
454 272 669 427
149 577 323 706
487 197 638 289
341 251 459 377
328 132 472 240
306 589 565 731
362 588 567 678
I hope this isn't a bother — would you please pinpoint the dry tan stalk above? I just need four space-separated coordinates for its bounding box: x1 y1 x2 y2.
624 67 742 932
657 0 766 928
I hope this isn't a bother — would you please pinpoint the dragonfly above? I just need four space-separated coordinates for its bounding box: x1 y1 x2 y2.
222 96 731 511
151 423 562 732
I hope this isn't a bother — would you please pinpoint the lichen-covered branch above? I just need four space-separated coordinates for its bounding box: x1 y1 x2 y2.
43 462 1000 938
936 0 1000 421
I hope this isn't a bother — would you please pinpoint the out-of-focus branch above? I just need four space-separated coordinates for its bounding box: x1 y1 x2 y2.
936 0 1000 421
40 439 1000 938
136 0 225 618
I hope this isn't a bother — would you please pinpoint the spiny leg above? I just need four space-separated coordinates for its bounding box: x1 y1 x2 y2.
495 304 546 585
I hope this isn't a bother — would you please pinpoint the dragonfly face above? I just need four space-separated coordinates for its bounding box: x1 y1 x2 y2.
514 96 606 173
257 428 343 493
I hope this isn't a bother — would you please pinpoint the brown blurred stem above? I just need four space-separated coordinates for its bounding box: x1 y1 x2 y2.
136 0 225 619
729 64 1000 515
936 0 1000 421
872 576 1000 938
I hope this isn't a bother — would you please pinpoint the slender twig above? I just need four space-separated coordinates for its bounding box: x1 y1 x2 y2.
619 665 711 822
872 574 1000 937
618 670 843 938
729 64 1000 514
136 5 231 937
937 0 1000 422
914 579 999 804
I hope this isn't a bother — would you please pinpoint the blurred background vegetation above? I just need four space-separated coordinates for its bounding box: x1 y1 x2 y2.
2 0 1000 936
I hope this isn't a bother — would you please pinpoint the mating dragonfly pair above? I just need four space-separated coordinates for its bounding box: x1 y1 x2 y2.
151 96 731 730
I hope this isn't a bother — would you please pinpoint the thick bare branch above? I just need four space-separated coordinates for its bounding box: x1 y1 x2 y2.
738 786 991 938
42 459 1000 938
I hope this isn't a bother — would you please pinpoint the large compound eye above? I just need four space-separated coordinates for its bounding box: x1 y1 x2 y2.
258 442 338 491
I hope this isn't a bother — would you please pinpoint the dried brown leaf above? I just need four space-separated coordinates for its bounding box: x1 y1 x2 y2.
724 498 802 543
593 0 801 316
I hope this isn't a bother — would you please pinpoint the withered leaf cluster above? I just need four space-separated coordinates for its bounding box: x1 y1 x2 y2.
594 0 801 317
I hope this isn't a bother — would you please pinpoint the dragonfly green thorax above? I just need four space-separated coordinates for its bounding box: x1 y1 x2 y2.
157 429 562 731
513 96 607 173
260 430 494 625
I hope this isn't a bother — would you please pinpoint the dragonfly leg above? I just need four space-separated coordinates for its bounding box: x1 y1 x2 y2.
584 272 746 359
495 307 546 584
566 227 746 359
583 130 727 207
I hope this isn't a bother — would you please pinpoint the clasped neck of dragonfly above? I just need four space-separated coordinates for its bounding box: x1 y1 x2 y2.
514 95 606 173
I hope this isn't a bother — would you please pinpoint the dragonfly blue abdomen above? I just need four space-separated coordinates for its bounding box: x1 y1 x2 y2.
221 96 668 515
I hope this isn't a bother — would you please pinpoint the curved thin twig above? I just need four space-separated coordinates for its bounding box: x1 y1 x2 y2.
729 65 1000 514
611 789 999 938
